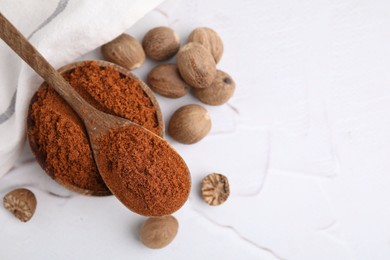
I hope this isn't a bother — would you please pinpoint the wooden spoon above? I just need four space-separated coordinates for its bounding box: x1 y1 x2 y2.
0 13 191 216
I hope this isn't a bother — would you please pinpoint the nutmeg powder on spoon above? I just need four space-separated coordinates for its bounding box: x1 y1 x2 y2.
96 124 191 216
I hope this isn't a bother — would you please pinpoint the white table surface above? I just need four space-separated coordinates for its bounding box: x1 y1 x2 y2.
1 0 390 259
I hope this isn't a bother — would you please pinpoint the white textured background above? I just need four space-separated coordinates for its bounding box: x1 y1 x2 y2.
1 0 390 259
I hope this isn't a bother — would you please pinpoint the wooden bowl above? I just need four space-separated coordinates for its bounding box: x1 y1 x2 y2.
27 60 164 196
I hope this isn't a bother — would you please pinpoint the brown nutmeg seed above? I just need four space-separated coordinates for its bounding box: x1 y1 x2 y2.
193 70 235 105
168 104 211 144
139 215 179 249
187 27 224 63
3 188 37 222
143 27 180 61
177 42 216 89
147 64 189 98
101 34 145 70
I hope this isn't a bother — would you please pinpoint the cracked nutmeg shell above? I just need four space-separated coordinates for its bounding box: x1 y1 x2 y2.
3 188 37 222
176 42 216 89
187 27 224 63
201 173 230 206
139 215 179 249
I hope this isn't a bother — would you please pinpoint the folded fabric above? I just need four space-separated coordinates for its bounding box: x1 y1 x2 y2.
0 0 165 178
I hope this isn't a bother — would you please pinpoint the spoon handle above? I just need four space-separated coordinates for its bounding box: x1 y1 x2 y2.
0 13 92 118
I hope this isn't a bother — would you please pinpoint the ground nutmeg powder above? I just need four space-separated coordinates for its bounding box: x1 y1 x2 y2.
96 124 191 216
28 61 161 195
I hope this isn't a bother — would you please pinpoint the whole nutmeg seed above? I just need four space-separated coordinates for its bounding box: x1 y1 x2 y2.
143 27 180 61
147 64 189 98
3 188 37 222
177 42 216 89
201 173 230 206
168 104 211 144
101 34 145 70
193 70 235 105
139 215 179 249
187 27 224 63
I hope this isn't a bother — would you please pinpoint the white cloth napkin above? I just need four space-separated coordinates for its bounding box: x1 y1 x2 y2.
0 0 165 178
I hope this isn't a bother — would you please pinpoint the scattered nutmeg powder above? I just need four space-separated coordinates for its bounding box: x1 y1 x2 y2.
28 61 161 196
96 124 191 216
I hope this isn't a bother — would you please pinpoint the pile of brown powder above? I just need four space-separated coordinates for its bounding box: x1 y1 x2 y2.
28 61 161 195
96 125 191 216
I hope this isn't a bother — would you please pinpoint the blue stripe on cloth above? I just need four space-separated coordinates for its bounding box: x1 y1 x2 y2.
0 90 16 123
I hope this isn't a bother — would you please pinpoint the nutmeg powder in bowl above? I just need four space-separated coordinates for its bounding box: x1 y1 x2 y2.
28 61 163 196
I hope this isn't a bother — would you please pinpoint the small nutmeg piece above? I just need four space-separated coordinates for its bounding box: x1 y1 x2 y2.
177 42 216 89
147 64 189 98
143 26 180 61
101 34 145 70
193 70 235 105
3 188 37 222
187 27 224 63
201 173 230 206
168 104 211 144
139 215 179 249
